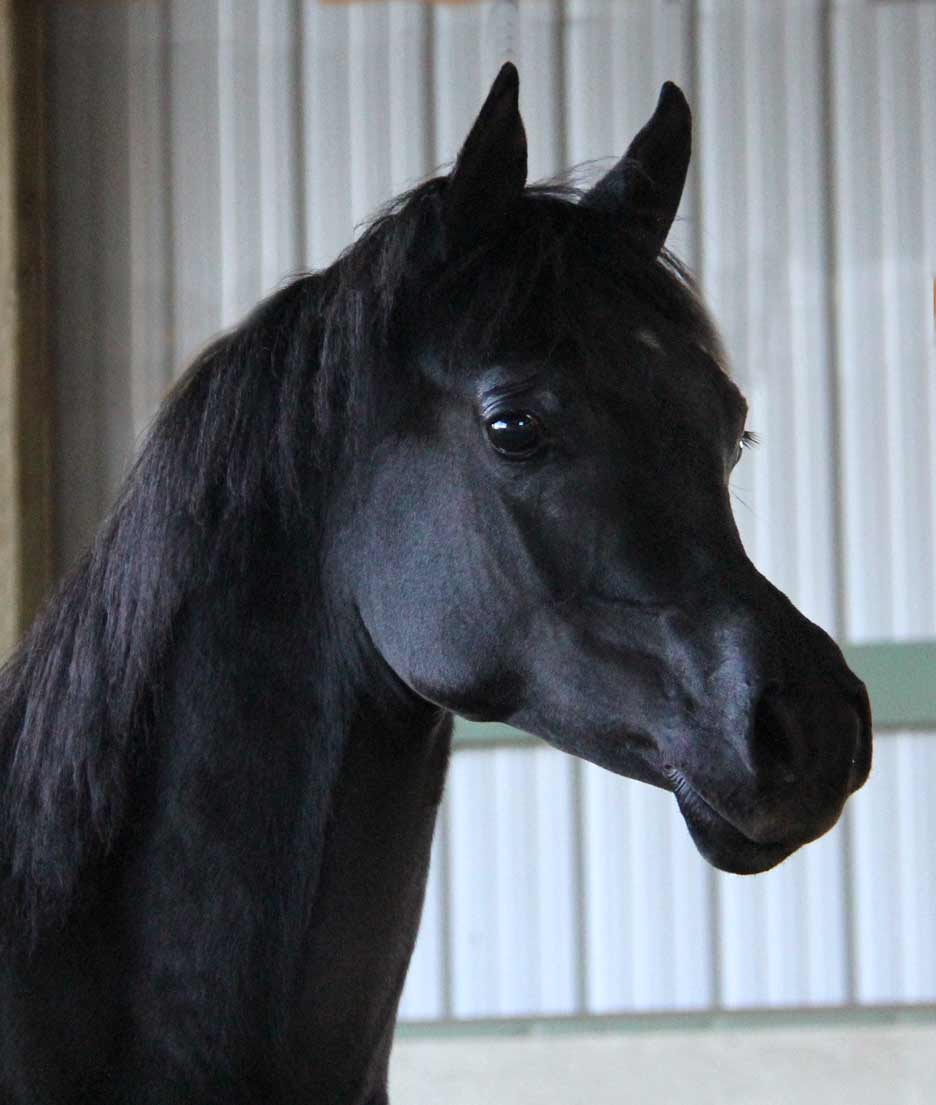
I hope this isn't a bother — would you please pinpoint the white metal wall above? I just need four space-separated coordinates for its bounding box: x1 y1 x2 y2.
47 0 936 1022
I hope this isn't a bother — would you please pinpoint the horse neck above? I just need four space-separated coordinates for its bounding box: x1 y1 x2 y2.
145 536 451 1002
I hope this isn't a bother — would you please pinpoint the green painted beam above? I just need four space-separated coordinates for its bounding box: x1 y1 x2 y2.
454 640 936 747
843 641 936 730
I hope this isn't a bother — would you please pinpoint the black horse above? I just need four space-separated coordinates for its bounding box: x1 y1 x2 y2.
0 64 869 1103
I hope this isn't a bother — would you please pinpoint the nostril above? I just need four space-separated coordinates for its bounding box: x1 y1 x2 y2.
751 686 801 780
750 681 870 797
731 683 867 845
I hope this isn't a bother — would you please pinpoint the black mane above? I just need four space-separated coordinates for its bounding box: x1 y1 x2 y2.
0 173 717 941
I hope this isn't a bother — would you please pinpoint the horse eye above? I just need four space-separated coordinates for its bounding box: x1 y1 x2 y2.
485 411 543 458
735 429 758 463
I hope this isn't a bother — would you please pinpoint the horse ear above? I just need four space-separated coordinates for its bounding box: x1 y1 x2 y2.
582 82 691 257
444 62 527 245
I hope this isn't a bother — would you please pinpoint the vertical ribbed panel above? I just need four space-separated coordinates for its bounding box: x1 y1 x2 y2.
257 2 303 290
832 0 936 1007
582 767 712 1012
398 824 447 1021
697 0 837 623
445 747 577 1018
487 748 576 1015
47 1 936 1024
301 2 352 268
348 7 393 226
128 2 174 438
388 6 433 193
834 0 936 644
849 731 936 1004
169 2 224 366
696 0 848 1010
446 751 496 1017
219 1 261 325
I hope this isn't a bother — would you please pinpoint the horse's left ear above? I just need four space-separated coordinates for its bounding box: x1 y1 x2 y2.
444 62 527 246
582 82 691 257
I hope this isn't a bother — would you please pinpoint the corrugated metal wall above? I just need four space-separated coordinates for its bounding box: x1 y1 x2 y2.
47 0 936 1022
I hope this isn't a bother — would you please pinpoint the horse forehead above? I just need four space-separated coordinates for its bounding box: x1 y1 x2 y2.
630 326 727 369
622 329 739 403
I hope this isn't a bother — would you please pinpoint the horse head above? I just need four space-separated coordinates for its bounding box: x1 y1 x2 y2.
337 63 871 876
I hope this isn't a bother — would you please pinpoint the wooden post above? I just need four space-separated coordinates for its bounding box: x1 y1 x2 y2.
0 0 52 659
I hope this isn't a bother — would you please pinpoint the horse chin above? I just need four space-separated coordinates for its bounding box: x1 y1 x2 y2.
670 774 803 876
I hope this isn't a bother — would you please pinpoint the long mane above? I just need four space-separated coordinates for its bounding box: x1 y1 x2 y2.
0 274 314 937
0 174 718 942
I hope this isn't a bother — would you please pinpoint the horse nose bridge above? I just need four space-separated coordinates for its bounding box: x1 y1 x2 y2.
685 563 842 692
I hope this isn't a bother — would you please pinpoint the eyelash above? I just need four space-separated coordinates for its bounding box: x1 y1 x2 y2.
740 430 759 449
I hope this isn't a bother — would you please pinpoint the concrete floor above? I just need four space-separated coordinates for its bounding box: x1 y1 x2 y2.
390 1023 936 1105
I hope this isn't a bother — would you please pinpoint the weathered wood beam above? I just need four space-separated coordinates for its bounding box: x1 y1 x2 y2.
0 0 52 659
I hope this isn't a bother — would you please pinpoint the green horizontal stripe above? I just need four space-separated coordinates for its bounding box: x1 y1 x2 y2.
843 641 936 730
453 640 936 747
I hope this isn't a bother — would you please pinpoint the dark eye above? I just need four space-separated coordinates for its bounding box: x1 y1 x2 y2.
485 411 544 458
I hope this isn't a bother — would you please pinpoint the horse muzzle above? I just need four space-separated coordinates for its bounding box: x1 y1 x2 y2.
665 678 872 875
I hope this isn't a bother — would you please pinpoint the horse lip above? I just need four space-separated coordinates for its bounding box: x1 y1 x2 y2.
663 766 801 874
663 767 783 848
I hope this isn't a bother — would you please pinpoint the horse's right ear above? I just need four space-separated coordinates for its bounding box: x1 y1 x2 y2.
582 82 691 257
443 62 527 250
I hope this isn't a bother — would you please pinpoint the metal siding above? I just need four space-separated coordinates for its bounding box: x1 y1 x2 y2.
447 749 499 1017
491 747 576 1015
46 1 936 1025
529 746 579 1013
697 0 838 624
220 1 270 327
831 0 936 1007
257 1 304 292
128 2 175 438
387 6 434 195
348 7 393 228
443 746 579 1018
301 2 353 270
582 765 713 1012
833 1 936 645
849 730 936 1005
169 2 225 370
398 822 447 1021
894 732 936 1003
698 0 849 1010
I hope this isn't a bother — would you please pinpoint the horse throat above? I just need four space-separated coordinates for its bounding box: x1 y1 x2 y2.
283 701 452 1095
